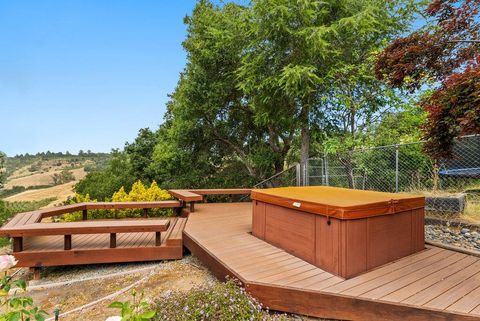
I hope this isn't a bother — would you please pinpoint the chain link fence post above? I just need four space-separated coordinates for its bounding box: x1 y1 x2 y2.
296 163 301 186
395 145 399 193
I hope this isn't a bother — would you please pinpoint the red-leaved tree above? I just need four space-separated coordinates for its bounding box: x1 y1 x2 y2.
375 0 480 159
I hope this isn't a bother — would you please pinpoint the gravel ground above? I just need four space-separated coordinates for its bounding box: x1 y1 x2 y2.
425 224 480 251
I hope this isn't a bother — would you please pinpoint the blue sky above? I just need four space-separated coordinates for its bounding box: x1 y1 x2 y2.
0 0 198 156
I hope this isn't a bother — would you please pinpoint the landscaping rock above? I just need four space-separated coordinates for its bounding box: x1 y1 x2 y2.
426 224 480 252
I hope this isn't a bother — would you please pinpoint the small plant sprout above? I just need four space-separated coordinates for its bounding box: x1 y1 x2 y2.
108 290 156 321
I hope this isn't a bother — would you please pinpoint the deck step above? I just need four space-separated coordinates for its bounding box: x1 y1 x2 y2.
166 217 187 246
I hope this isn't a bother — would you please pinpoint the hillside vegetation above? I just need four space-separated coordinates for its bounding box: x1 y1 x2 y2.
0 152 110 205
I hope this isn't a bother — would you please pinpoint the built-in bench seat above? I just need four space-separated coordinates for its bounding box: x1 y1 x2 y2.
168 188 251 212
0 201 185 276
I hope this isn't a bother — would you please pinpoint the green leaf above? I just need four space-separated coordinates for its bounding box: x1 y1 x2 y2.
34 313 45 321
6 312 20 321
139 310 156 319
108 302 124 309
15 280 27 291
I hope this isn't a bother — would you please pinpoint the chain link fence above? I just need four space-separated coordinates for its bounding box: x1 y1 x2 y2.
255 135 480 222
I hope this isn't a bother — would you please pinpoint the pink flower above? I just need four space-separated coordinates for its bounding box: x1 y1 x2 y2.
0 255 17 271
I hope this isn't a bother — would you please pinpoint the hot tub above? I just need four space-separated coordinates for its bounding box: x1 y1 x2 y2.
251 186 425 279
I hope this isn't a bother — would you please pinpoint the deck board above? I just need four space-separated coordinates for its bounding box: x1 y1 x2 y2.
403 260 480 306
184 202 480 321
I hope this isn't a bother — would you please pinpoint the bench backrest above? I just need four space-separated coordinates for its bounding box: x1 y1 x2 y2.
0 219 170 237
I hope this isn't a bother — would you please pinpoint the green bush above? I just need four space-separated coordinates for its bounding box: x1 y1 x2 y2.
63 181 173 221
0 185 54 199
153 279 287 321
51 169 75 185
0 198 56 247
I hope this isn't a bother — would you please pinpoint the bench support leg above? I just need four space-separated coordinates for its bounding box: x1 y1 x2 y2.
189 202 195 213
64 235 72 250
13 237 23 252
110 233 116 248
30 267 41 280
155 232 161 246
143 208 148 218
82 209 88 220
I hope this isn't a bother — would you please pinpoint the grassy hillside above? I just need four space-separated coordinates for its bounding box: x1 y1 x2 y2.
1 152 110 205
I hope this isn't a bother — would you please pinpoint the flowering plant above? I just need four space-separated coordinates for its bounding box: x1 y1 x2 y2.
0 255 47 321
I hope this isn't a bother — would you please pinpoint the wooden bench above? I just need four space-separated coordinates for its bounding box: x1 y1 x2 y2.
0 219 170 252
0 201 186 274
168 189 251 212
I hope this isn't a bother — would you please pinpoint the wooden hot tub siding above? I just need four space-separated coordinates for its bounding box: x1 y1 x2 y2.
252 201 425 279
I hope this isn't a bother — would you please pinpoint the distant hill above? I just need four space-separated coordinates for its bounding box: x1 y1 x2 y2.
1 152 111 207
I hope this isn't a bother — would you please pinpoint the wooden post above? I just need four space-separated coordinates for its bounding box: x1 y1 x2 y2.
175 201 185 216
13 237 23 252
155 232 161 246
189 202 195 213
82 209 88 220
110 233 116 248
143 208 148 218
30 267 41 280
64 235 72 250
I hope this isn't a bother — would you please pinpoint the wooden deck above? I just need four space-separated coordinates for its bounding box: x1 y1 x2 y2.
13 217 186 267
0 201 186 268
184 202 480 321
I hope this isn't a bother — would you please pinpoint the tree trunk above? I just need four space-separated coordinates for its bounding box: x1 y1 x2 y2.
300 107 310 186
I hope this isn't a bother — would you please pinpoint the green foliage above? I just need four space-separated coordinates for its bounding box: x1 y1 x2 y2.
0 198 57 246
0 198 56 227
153 279 287 321
75 150 136 201
0 185 55 199
0 260 48 321
237 0 418 160
65 181 173 221
74 0 422 193
108 290 156 321
51 169 75 185
125 128 159 182
366 104 427 146
3 151 111 178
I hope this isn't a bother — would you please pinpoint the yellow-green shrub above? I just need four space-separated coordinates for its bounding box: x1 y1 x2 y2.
64 181 173 221
63 193 102 221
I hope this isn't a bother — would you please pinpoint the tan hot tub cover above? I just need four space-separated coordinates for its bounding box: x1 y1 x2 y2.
251 186 425 220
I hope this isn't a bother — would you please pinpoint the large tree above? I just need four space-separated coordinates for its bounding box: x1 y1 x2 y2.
375 0 480 159
151 0 420 187
76 0 421 192
150 1 265 187
238 0 418 164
